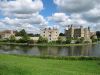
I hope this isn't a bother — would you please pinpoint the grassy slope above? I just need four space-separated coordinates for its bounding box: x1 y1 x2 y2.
0 54 100 75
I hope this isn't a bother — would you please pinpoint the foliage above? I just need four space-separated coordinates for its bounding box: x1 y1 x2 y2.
92 39 98 43
84 41 90 43
17 35 30 43
96 31 100 38
15 29 27 36
98 38 100 41
28 34 40 37
9 35 16 42
57 36 64 44
48 41 57 45
59 33 65 36
15 29 32 43
91 35 98 43
75 37 84 44
66 38 72 44
38 36 48 43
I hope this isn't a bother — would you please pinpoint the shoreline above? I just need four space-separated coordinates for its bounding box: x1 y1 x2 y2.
0 42 98 46
0 54 100 60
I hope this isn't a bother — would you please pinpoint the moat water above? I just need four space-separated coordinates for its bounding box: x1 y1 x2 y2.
0 44 100 57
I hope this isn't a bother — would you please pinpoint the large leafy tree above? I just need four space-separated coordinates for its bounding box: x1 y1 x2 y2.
17 29 30 43
15 29 27 36
96 31 100 38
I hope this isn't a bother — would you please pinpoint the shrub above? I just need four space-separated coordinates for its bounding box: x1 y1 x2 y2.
38 36 48 43
9 35 16 42
56 36 64 44
75 37 84 44
66 38 71 44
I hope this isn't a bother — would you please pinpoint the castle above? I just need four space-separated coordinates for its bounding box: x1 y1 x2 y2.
0 30 15 39
40 25 97 42
65 25 93 42
41 28 59 41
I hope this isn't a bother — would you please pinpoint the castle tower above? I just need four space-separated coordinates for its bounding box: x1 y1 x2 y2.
70 25 74 38
84 28 91 42
80 26 84 37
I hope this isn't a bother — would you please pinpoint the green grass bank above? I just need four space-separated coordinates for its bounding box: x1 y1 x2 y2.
0 54 100 75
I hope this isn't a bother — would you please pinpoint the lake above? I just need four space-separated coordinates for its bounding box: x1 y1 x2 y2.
0 44 100 57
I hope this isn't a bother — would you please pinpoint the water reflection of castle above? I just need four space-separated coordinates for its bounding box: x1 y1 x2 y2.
38 45 92 56
0 45 99 57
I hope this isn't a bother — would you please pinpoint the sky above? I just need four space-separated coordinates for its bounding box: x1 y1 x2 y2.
0 0 100 33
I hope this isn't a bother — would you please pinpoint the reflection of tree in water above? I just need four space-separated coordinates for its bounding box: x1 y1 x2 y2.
9 45 16 50
38 46 61 56
0 45 33 54
0 44 98 57
56 46 66 56
18 45 33 53
81 45 92 56
0 45 12 51
67 45 92 56
67 46 75 56
48 47 60 56
38 46 48 56
60 45 93 57
37 45 93 57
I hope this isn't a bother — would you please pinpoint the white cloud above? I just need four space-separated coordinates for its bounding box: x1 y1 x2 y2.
53 0 100 31
0 0 43 15
48 13 69 22
82 5 100 23
54 0 94 13
48 13 88 27
0 0 47 33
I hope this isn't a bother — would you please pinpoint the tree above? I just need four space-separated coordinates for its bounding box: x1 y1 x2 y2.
15 29 28 36
18 35 30 43
59 33 65 36
96 31 100 38
66 38 71 44
38 36 48 43
91 35 98 43
75 37 84 44
19 29 27 36
16 29 31 43
9 35 16 42
57 36 64 44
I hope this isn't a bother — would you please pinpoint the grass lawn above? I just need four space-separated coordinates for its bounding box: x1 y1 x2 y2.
0 54 100 75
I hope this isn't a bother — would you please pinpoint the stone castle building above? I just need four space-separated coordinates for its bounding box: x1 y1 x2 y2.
41 28 59 41
65 25 92 41
0 30 15 39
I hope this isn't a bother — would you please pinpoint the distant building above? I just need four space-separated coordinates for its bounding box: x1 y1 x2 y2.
65 25 93 42
0 30 15 39
41 28 59 41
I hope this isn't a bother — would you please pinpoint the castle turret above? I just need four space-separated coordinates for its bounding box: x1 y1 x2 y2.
88 27 90 32
68 25 70 29
80 26 84 37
